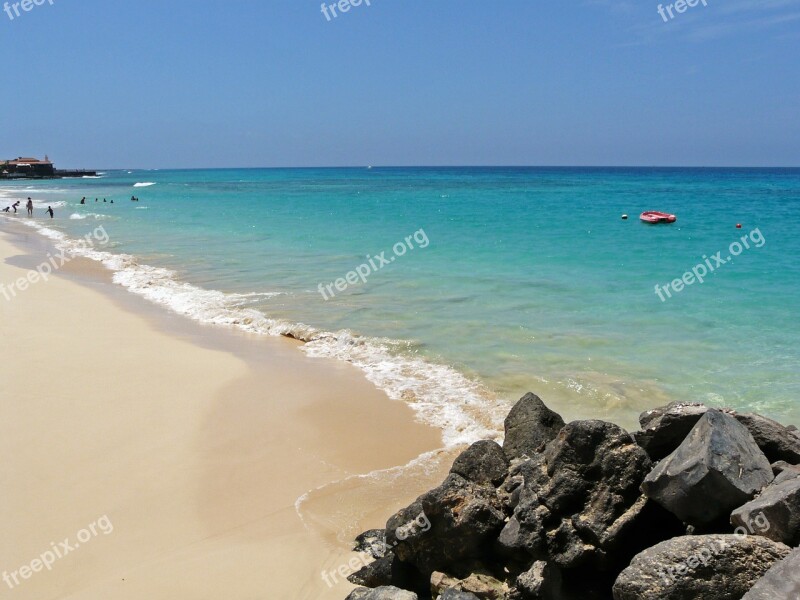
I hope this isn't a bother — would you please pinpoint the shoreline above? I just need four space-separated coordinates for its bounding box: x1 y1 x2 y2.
8 173 797 439
0 193 509 446
0 222 452 599
3 179 797 440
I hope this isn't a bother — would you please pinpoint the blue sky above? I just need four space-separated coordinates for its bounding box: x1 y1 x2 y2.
0 0 798 168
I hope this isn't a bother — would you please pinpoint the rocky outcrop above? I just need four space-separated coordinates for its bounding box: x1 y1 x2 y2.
774 463 800 483
340 393 800 600
742 548 800 599
502 393 565 461
734 412 800 464
355 529 389 559
386 474 506 575
347 552 414 589
731 469 800 546
499 420 653 571
771 460 800 478
635 402 709 460
634 402 800 464
450 440 509 486
349 529 418 589
612 534 790 600
641 410 774 525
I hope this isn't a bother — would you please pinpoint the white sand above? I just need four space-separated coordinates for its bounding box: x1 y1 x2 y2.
0 228 450 600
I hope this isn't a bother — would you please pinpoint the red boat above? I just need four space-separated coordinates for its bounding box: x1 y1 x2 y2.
640 211 677 224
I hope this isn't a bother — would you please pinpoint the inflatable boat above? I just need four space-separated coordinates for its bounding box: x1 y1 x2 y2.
640 211 677 224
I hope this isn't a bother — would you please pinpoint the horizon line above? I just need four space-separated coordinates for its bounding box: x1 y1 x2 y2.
51 164 800 171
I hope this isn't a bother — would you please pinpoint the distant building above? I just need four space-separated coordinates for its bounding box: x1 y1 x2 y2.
1 156 96 179
2 156 55 177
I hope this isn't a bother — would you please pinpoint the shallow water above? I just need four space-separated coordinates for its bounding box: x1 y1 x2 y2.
3 167 798 438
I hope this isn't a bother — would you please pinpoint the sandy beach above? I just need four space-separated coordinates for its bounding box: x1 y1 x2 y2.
0 223 451 600
2 3 796 597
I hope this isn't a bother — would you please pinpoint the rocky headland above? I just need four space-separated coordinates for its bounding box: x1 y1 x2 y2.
342 394 800 600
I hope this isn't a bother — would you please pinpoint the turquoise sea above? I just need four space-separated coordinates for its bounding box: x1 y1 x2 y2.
2 167 798 442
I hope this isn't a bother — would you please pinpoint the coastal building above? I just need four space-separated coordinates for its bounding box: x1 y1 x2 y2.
2 156 55 177
1 156 96 179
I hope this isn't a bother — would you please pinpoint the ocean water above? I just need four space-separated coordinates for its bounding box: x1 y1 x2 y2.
2 167 799 442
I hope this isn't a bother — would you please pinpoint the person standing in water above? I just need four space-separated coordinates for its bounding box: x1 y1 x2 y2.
80 197 86 205
26 198 34 217
46 206 54 219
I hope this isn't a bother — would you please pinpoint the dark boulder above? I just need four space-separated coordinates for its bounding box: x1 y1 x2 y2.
451 440 510 487
347 551 418 590
734 412 800 464
496 454 549 515
634 402 800 464
346 586 419 600
502 393 565 461
634 402 709 460
386 474 506 575
355 529 389 559
641 410 774 526
499 420 653 571
774 463 800 483
731 473 800 546
742 547 800 599
770 460 800 478
348 554 393 588
612 534 790 600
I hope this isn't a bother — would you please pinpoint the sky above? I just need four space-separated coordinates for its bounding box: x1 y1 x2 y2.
0 0 798 168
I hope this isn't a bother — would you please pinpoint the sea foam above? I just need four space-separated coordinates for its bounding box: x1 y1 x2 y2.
14 219 502 448
69 213 113 221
